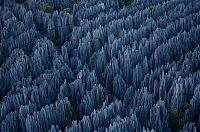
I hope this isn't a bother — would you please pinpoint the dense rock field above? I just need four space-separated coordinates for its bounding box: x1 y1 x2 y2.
0 0 200 131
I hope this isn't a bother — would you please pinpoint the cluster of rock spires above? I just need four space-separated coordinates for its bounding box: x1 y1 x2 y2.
0 0 200 131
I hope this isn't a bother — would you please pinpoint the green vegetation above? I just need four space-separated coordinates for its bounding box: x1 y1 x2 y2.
31 38 36 45
21 53 28 59
63 8 71 13
121 0 133 6
16 21 23 27
69 105 76 120
65 104 77 125
16 0 26 4
44 4 54 13
108 81 113 95
148 5 154 13
114 32 122 39
98 91 104 104
169 108 184 132
196 111 200 124
183 101 191 111
49 34 58 45
0 56 5 66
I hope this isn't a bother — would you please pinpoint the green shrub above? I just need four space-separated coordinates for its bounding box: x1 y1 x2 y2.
63 8 71 13
120 0 133 7
44 4 54 13
64 104 76 125
31 38 36 45
69 105 76 120
16 21 22 27
47 27 57 44
0 56 5 66
148 5 154 13
183 101 191 111
169 108 184 132
169 108 178 119
21 53 28 59
113 32 123 39
16 0 26 4
98 91 104 104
